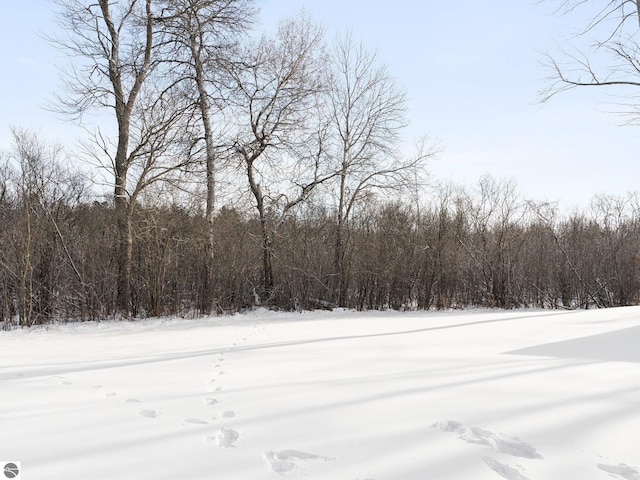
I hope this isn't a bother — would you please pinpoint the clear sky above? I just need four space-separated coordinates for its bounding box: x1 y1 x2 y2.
1 0 637 209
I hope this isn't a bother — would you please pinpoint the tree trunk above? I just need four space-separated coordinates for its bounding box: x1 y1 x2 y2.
334 168 347 306
115 170 132 316
256 184 274 296
261 219 274 294
197 53 217 314
101 0 153 317
18 203 33 327
245 159 274 301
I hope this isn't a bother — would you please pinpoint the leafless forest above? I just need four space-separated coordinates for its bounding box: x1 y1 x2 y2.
2 0 640 327
2 135 639 328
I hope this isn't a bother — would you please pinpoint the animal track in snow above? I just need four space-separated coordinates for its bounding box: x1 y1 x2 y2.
92 385 103 390
483 457 529 480
184 418 208 425
138 409 162 419
206 427 240 448
105 392 117 397
598 463 640 480
218 410 236 419
262 450 334 474
203 397 218 406
435 420 543 459
61 381 72 385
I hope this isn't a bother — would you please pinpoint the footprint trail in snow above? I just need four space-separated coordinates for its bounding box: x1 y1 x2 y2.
206 427 240 447
483 457 530 480
435 420 542 480
184 418 208 425
200 335 248 449
598 463 640 480
435 420 543 459
138 409 162 419
262 450 334 474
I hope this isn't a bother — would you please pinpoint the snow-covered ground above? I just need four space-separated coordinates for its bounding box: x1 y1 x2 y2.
1 307 639 480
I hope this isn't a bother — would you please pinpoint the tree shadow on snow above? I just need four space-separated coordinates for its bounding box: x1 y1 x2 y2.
506 326 640 363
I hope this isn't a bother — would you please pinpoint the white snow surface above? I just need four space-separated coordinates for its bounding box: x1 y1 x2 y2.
1 307 639 480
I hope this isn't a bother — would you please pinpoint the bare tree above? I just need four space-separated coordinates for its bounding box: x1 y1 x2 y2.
226 13 334 302
588 193 640 305
447 177 526 308
155 0 256 312
3 128 86 326
541 1 640 120
53 0 193 316
327 33 433 305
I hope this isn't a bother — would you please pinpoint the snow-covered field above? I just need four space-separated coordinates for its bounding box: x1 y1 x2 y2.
1 307 639 480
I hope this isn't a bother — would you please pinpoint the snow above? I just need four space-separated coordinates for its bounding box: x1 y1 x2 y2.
1 307 639 480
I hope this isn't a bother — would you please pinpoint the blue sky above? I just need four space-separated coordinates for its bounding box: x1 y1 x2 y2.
1 1 637 209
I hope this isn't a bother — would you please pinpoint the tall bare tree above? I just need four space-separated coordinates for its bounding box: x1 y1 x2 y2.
155 0 256 313
53 0 192 315
226 14 333 301
327 33 433 305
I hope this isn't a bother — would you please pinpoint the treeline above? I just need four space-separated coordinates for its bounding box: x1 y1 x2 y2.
2 144 639 328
